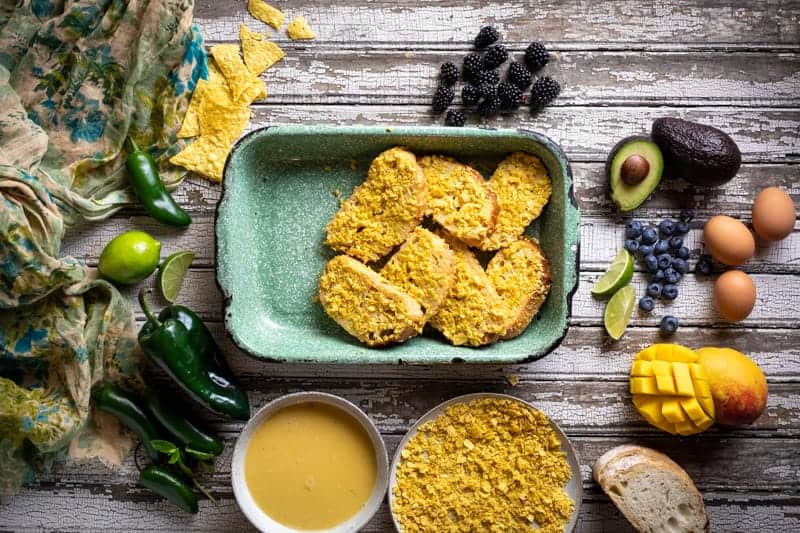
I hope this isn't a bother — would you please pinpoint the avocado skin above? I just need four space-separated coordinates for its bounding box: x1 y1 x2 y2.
652 117 741 187
607 135 664 212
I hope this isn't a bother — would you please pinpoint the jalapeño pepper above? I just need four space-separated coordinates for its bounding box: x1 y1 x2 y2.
126 138 191 227
139 465 199 514
145 388 224 456
138 290 250 420
95 384 162 461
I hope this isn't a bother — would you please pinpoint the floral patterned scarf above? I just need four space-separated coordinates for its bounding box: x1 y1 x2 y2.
0 0 205 496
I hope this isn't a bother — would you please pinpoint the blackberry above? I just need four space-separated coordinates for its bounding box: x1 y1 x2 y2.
524 42 549 71
461 84 481 106
497 82 522 109
477 82 497 99
472 69 500 86
530 76 560 111
507 62 533 90
432 86 454 113
482 45 509 70
439 62 459 87
474 26 499 49
463 53 483 77
477 95 501 117
445 110 466 127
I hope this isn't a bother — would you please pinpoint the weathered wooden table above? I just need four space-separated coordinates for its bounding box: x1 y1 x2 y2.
3 1 799 531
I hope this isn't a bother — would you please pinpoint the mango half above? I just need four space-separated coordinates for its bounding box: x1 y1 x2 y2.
630 344 715 435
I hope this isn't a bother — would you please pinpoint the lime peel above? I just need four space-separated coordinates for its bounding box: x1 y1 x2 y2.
604 285 636 340
592 249 634 297
159 251 195 302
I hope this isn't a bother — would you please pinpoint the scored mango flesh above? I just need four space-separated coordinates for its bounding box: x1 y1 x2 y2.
630 344 715 435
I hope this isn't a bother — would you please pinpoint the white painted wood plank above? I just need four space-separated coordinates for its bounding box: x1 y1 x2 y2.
194 0 800 48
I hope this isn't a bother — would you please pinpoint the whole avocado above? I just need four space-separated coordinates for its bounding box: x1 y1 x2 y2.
651 117 741 187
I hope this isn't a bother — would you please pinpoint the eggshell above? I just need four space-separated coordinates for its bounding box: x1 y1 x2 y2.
714 270 756 322
703 215 755 266
752 187 796 241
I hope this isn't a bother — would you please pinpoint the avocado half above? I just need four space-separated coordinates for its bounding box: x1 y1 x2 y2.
607 135 664 212
652 117 741 187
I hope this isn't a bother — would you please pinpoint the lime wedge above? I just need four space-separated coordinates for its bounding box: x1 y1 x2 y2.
158 251 195 303
592 249 634 297
604 285 636 340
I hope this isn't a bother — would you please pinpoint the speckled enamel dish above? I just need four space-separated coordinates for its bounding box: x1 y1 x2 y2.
388 393 582 533
216 126 580 363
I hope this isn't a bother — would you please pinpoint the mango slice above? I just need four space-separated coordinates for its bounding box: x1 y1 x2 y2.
630 343 715 435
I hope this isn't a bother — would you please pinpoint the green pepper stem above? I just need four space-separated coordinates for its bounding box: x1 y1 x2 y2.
138 290 161 326
128 136 141 154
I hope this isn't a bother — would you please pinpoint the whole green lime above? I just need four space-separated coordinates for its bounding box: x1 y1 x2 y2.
99 230 161 285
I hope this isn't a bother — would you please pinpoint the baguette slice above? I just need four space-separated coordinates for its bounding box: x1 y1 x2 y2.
318 255 424 347
486 239 551 339
593 445 710 533
418 155 498 247
428 231 506 346
325 147 427 263
380 227 456 321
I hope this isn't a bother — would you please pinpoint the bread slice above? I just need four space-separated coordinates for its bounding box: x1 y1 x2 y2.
428 232 506 346
325 147 427 263
418 155 498 247
593 445 710 533
486 239 551 339
480 152 552 251
380 227 456 321
318 255 424 347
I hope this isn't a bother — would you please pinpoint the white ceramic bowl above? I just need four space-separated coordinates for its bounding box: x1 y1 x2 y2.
232 392 389 533
388 393 583 532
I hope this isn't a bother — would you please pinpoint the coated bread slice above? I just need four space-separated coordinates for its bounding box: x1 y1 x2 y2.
318 255 424 347
480 152 552 251
486 239 551 339
428 232 506 346
325 147 427 263
593 445 710 533
418 155 499 247
380 227 456 321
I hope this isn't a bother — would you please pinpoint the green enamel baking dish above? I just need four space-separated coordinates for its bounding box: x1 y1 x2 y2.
216 126 580 364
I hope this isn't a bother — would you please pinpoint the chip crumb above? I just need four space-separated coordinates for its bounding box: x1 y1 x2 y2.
393 398 574 533
248 0 284 29
286 16 316 40
506 373 521 386
349 159 358 170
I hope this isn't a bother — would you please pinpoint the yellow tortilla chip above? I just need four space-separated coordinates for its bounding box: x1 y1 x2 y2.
210 44 252 102
237 77 267 105
207 58 228 88
286 16 316 41
248 0 284 29
178 81 204 138
170 135 230 182
240 24 285 76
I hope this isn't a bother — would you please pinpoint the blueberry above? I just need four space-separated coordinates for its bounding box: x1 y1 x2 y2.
658 219 676 237
641 227 658 245
695 255 713 275
660 315 679 334
638 244 654 258
625 220 643 239
639 297 655 312
654 240 669 254
624 239 640 253
672 258 689 274
677 246 690 260
668 236 683 249
647 282 663 298
664 268 679 284
662 284 678 300
644 254 658 273
675 221 690 235
679 209 695 223
653 269 666 281
657 253 672 270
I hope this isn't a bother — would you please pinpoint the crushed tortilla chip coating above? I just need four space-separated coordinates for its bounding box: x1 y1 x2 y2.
240 24 285 76
170 135 230 183
393 398 574 533
286 16 316 40
210 44 254 102
248 0 284 29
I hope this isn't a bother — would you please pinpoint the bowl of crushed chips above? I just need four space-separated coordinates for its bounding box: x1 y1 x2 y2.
389 393 581 532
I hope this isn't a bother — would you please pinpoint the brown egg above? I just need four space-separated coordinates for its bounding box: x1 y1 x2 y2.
703 215 755 266
714 270 756 322
752 187 796 241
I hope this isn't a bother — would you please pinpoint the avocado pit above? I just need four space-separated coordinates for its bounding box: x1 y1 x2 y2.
621 155 649 185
